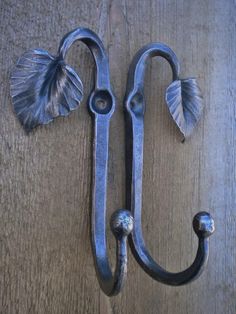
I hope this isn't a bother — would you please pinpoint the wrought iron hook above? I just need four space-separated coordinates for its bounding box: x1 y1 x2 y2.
10 27 133 296
125 43 215 285
10 31 214 293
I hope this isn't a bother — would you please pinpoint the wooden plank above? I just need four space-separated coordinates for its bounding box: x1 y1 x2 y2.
0 0 235 313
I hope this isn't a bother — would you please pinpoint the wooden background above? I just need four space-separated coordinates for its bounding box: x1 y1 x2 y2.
0 0 235 313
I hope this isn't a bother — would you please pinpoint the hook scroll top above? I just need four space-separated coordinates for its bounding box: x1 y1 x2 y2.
126 43 204 140
10 27 111 132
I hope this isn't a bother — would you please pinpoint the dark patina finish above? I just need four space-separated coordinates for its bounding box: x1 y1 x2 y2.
125 43 215 285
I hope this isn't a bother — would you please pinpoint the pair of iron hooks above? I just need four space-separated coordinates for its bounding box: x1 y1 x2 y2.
10 27 215 296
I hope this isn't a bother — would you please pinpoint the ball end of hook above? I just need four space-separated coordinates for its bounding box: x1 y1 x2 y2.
193 212 215 238
110 209 134 239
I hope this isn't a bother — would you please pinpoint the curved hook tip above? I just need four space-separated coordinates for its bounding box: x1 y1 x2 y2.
110 209 134 239
193 211 215 238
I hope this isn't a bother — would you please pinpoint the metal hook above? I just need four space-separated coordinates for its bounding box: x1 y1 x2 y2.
10 27 133 296
125 43 215 285
10 31 214 293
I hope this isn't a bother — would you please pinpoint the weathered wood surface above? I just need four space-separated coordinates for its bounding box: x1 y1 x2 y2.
0 0 235 313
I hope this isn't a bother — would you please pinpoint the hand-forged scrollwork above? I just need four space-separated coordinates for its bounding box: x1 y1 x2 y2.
125 43 214 286
10 30 214 296
10 27 132 297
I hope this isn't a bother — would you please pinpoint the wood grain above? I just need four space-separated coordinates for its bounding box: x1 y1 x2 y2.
0 0 235 313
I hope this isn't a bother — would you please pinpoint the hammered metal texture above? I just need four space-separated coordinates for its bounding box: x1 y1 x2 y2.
10 49 83 131
165 78 203 138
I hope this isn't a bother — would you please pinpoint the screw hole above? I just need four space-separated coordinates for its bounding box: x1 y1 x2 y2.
90 90 113 114
96 99 107 111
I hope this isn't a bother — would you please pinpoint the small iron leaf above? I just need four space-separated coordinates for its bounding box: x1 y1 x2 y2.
10 49 83 131
165 78 203 138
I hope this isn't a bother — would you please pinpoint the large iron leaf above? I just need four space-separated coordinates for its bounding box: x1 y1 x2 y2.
165 78 203 138
10 49 83 131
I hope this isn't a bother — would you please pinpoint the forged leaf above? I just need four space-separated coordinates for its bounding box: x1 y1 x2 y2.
165 78 203 138
10 49 83 131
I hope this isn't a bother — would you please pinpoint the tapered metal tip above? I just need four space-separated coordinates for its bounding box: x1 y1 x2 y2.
110 209 134 239
193 211 215 238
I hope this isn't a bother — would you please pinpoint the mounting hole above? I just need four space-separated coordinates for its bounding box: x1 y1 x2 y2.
90 90 113 114
96 99 107 111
